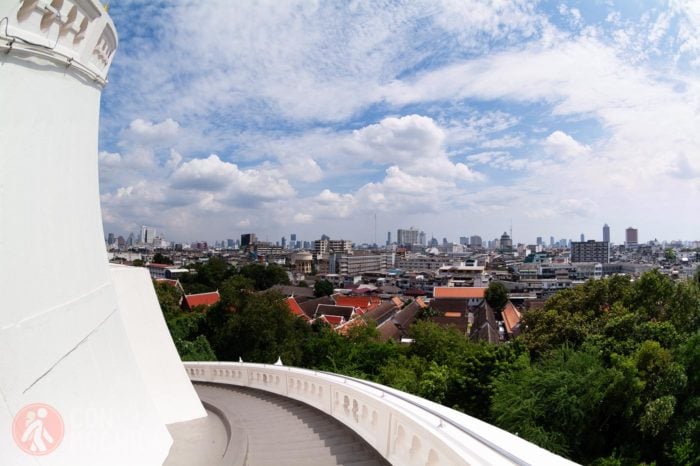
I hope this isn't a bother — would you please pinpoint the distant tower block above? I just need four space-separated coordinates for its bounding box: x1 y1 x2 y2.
0 2 202 465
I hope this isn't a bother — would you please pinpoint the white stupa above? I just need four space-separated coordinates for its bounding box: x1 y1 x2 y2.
0 1 205 464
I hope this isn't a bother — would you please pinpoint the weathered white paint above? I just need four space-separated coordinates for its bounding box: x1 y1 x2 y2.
0 2 202 464
185 362 580 466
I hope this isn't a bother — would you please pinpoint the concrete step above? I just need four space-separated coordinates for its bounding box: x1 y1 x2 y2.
195 383 388 466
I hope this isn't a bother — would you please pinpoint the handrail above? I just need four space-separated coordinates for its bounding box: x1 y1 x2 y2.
184 361 579 466
317 371 530 466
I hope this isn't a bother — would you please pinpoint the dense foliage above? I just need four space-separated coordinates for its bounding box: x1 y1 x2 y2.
157 264 700 465
485 281 509 314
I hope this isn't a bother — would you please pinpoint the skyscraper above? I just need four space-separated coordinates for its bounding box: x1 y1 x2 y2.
603 224 610 242
397 228 419 245
140 225 157 244
499 232 513 252
241 233 257 247
625 227 638 246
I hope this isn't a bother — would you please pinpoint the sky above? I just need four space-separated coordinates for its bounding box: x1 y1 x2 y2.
98 0 700 246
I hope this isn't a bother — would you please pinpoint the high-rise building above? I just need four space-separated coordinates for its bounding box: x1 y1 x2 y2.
625 227 638 246
241 233 257 247
459 236 469 246
470 235 482 247
419 231 427 246
397 228 420 245
314 239 352 255
536 236 542 246
550 236 555 247
386 231 391 246
602 224 610 243
580 233 585 242
571 240 610 263
140 225 157 244
499 232 513 252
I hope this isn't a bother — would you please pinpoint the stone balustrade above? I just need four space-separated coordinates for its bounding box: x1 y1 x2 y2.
185 361 578 466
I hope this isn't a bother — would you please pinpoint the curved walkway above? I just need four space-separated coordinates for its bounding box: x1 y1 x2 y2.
196 383 389 466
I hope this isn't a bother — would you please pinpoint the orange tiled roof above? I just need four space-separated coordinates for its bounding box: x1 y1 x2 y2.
502 301 522 334
336 317 367 335
183 291 220 309
433 287 486 299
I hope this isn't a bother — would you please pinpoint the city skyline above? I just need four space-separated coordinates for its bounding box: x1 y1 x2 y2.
99 1 700 244
106 222 695 249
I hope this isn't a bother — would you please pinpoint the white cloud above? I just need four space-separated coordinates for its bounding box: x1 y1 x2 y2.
98 151 121 166
293 213 313 224
122 118 180 147
98 1 700 243
466 151 527 171
171 154 296 200
543 131 591 159
347 115 483 181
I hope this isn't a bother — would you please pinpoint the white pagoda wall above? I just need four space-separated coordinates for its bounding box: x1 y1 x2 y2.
0 1 203 464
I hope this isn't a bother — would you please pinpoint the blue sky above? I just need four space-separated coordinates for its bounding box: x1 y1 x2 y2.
98 0 700 245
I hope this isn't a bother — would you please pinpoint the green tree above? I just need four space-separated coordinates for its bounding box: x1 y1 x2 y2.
485 281 509 314
214 291 309 365
313 279 334 297
152 252 173 264
154 282 216 361
664 248 677 262
240 263 290 290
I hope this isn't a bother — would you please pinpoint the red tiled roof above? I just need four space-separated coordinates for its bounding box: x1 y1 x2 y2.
285 297 310 320
415 297 427 309
183 291 220 310
319 314 345 326
334 295 380 311
433 287 486 299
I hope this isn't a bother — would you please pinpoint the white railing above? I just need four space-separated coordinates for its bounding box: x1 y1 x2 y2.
184 362 578 466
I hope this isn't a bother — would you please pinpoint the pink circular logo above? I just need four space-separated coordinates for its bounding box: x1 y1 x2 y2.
12 403 64 456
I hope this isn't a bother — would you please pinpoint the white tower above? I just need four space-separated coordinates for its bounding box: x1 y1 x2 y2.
1 2 203 464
